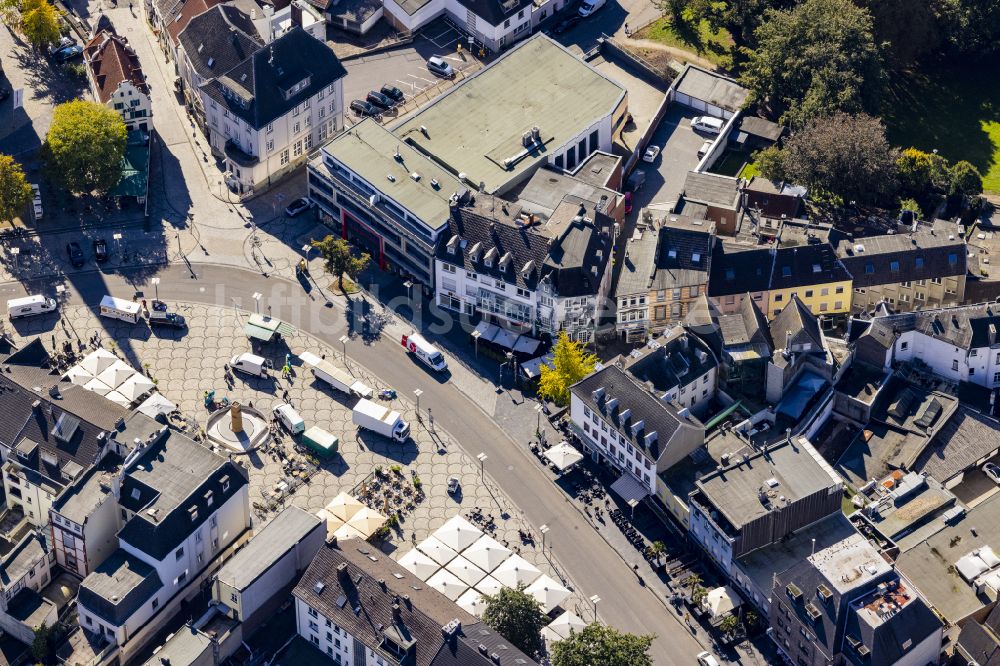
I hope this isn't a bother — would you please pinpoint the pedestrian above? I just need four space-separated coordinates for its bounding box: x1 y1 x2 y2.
624 22 629 36
428 408 434 431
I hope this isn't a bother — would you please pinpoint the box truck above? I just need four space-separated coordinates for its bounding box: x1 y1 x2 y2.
298 351 373 398
401 333 447 372
353 398 409 442
7 295 57 320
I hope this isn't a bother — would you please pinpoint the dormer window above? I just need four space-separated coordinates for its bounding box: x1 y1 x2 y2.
692 253 701 263
446 236 459 255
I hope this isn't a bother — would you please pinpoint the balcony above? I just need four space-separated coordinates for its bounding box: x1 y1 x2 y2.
224 140 259 168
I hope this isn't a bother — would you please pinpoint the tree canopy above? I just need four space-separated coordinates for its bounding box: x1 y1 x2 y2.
551 623 654 666
20 0 61 49
740 0 884 126
311 235 370 292
480 585 546 657
44 100 127 194
538 332 597 407
0 154 32 223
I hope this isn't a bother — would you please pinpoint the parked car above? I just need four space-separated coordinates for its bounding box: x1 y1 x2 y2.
284 197 312 217
149 311 187 329
47 36 74 55
380 84 405 102
447 476 460 494
642 145 661 162
53 45 83 62
427 56 454 78
93 238 108 262
697 139 713 158
984 462 1000 485
551 15 581 34
697 652 721 666
366 90 394 109
691 116 724 135
350 99 379 117
66 242 85 268
578 0 605 17
624 191 633 214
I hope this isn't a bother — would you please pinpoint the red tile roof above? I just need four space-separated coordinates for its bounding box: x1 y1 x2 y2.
166 0 223 46
84 31 150 105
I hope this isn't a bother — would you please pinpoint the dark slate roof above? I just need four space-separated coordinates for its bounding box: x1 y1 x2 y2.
570 365 702 463
770 294 822 351
955 604 1000 666
117 430 249 560
177 4 262 81
834 232 966 288
649 223 713 291
201 27 347 130
843 581 942 666
79 551 163 625
624 330 718 394
734 116 784 142
454 0 533 27
770 243 851 291
436 201 613 297
293 542 538 666
861 303 1000 352
681 171 740 209
707 240 773 297
913 406 1000 482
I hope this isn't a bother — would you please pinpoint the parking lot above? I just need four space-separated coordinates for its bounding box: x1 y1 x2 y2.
630 105 710 207
342 23 478 120
952 459 1000 508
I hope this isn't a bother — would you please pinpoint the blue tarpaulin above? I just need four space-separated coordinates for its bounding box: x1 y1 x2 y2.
776 371 827 419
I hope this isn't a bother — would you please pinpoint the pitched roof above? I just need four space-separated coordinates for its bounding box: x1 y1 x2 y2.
79 551 163 625
0 534 46 588
116 429 249 560
681 171 740 209
649 220 713 291
201 27 347 130
624 329 718 394
166 0 223 46
955 604 1000 666
861 303 1000 352
672 65 748 113
770 294 822 350
85 32 149 106
913 406 1000 482
177 4 262 81
453 0 533 26
707 240 773 296
834 232 966 288
716 296 772 350
614 224 659 297
293 542 538 666
770 243 851 291
844 580 942 666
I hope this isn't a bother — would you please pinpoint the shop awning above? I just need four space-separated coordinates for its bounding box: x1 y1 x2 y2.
704 586 742 618
513 335 541 355
610 473 649 503
543 441 584 472
520 352 555 380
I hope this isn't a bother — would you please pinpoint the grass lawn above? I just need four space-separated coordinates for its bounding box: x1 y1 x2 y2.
710 150 751 177
633 14 733 68
738 162 760 179
883 55 1000 194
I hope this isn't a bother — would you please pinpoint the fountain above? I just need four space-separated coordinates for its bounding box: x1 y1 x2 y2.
205 401 270 453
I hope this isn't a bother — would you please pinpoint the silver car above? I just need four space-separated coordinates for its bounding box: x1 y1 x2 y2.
427 56 455 78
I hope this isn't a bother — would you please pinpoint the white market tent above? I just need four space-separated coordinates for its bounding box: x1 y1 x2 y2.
332 522 367 541
492 555 542 588
543 441 585 472
325 492 365 523
525 574 572 613
427 569 466 601
345 506 387 538
117 373 155 401
432 515 482 552
315 509 345 538
398 548 440 582
704 586 742 619
96 359 136 389
104 390 132 406
457 589 488 618
63 365 94 386
78 348 118 376
137 393 176 419
475 575 504 597
463 535 512 573
82 377 113 396
444 555 487 588
541 611 587 642
417 535 458 566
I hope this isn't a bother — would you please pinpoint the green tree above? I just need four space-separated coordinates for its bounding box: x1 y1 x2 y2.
779 112 899 203
743 610 760 628
752 145 787 182
852 0 939 67
31 623 51 662
311 235 371 292
740 0 884 126
44 100 127 194
20 0 60 50
949 160 983 196
899 198 921 217
934 0 1000 58
0 154 33 222
538 331 597 407
480 585 546 657
551 623 654 666
649 540 666 564
718 614 740 635
688 0 793 50
896 148 934 196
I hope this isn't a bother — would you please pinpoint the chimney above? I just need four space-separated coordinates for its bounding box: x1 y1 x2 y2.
392 603 401 622
290 1 302 26
336 562 349 582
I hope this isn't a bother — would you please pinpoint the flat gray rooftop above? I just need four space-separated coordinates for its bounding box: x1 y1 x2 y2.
614 225 658 297
673 65 748 113
394 34 625 194
216 506 321 591
808 532 891 594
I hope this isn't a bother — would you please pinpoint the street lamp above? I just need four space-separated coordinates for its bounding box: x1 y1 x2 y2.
471 329 481 358
113 232 122 257
252 292 262 314
477 452 488 480
150 277 160 301
339 335 349 362
589 595 601 622
534 403 544 437
539 524 549 550
10 247 18 267
413 388 423 417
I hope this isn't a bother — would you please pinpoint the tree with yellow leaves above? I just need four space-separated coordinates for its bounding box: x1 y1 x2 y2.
538 331 597 407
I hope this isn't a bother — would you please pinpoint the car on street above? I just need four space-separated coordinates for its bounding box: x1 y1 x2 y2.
366 90 394 109
350 99 379 117
697 652 721 666
624 191 633 214
380 84 405 103
642 145 661 163
284 197 312 217
53 45 83 62
984 462 1000 485
551 15 581 34
691 116 724 135
427 56 454 78
66 242 85 268
93 238 108 262
149 311 187 329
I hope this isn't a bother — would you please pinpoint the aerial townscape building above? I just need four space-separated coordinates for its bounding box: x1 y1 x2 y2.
6 4 1000 665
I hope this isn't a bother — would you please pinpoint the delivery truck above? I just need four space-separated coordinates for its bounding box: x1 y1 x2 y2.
401 333 447 372
353 398 409 442
298 351 373 398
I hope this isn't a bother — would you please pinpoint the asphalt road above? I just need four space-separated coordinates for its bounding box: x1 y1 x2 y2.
0 264 704 664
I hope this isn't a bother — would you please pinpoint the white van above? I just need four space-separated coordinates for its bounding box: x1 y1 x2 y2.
99 295 141 323
578 0 605 16
691 116 724 135
8 295 57 320
230 353 269 377
401 333 447 372
273 403 305 434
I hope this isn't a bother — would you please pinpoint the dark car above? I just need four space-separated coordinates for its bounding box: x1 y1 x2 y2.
93 238 108 262
380 84 405 103
552 15 581 34
284 197 312 217
53 45 83 62
366 90 394 109
149 311 187 329
624 191 633 214
350 99 379 117
66 242 85 267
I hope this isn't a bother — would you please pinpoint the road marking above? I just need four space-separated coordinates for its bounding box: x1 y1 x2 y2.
397 79 417 90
